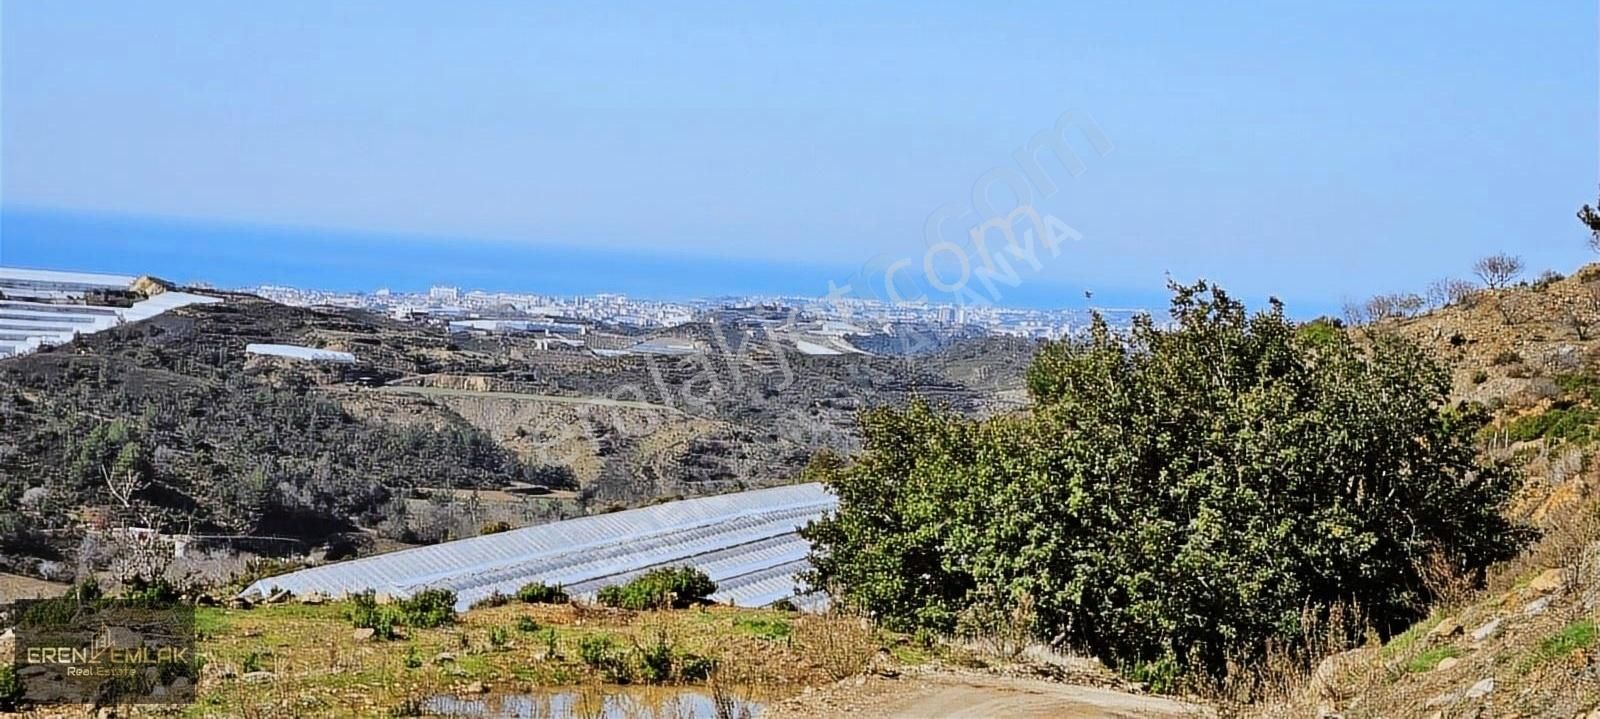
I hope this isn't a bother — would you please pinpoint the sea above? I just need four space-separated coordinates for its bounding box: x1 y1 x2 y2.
0 206 1140 310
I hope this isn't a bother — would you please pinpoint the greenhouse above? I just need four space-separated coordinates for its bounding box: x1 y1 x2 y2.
241 482 836 610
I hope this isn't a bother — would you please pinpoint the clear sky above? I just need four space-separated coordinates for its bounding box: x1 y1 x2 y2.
2 2 1596 313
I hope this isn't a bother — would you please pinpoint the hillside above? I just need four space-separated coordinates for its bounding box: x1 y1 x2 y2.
0 292 1033 580
1267 266 1600 718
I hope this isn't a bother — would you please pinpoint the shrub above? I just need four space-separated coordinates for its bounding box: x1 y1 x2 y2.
470 591 513 610
516 581 569 604
347 592 397 640
480 521 512 535
1471 370 1489 385
122 577 182 608
677 654 717 681
0 664 23 712
487 625 510 650
577 634 630 682
634 631 675 683
596 568 717 611
516 615 540 633
803 281 1532 681
349 588 458 636
394 588 458 628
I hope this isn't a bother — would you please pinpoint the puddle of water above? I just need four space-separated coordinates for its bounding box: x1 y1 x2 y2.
425 686 766 719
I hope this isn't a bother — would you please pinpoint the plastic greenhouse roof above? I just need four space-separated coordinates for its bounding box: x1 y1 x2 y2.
245 343 358 363
241 483 837 610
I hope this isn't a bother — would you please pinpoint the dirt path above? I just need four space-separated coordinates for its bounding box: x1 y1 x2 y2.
0 572 68 603
766 671 1206 719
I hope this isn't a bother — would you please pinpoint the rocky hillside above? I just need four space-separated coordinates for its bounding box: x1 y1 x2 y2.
0 292 1033 577
1272 266 1600 717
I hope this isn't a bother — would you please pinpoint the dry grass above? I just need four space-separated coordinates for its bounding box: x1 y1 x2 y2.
1184 603 1381 719
790 609 879 682
166 601 833 717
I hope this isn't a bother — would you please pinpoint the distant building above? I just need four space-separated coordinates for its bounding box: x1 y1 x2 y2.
429 285 461 302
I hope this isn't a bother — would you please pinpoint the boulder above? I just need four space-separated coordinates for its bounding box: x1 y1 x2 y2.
242 671 276 684
352 627 377 642
1464 677 1494 699
1470 618 1502 643
1527 568 1566 594
1429 616 1463 639
1434 657 1460 672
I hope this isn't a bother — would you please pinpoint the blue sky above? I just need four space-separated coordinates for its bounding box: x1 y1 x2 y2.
1 2 1596 313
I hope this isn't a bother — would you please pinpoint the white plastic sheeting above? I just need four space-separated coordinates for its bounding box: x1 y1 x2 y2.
0 266 221 360
0 267 137 295
245 343 357 363
241 483 837 610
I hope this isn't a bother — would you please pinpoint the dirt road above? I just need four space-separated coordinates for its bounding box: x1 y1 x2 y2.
766 671 1206 719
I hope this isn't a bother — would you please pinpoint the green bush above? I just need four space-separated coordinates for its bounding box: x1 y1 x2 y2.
516 615 540 633
470 591 513 610
634 632 675 682
122 577 182 608
347 592 397 640
394 588 458 628
0 663 23 711
348 588 457 636
1470 370 1489 385
577 634 630 682
516 581 569 604
677 654 717 681
802 281 1532 681
487 625 510 649
595 568 717 611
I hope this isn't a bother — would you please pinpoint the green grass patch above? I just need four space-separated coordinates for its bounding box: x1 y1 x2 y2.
1520 620 1597 673
1500 407 1600 444
194 607 232 638
1381 612 1441 659
734 616 792 641
1405 645 1462 673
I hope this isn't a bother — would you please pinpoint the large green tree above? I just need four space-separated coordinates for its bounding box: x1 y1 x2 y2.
803 281 1530 676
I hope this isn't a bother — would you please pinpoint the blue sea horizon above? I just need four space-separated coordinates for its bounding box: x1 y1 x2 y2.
0 206 1151 311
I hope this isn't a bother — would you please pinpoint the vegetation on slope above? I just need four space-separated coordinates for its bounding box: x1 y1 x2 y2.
803 281 1533 684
